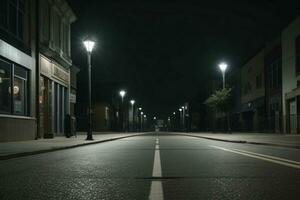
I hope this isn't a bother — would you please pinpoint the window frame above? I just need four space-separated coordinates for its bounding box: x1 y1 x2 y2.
0 57 29 116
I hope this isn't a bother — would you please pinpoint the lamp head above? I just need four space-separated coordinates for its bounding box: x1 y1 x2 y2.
218 62 228 72
83 39 95 53
130 100 135 105
119 90 126 98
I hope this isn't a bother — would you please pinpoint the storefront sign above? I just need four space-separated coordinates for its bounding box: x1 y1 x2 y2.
70 93 76 103
52 64 69 85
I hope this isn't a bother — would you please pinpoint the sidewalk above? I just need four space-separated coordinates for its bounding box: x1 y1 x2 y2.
174 132 300 149
0 132 145 160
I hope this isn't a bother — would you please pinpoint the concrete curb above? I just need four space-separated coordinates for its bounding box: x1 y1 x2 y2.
0 134 144 161
172 133 300 149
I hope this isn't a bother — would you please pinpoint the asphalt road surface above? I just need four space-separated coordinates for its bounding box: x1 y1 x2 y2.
1 133 300 200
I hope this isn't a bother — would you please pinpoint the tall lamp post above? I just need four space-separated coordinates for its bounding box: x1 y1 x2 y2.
119 90 126 131
141 111 144 131
139 108 142 132
218 62 228 89
130 100 135 132
83 39 95 140
218 62 231 132
179 108 183 131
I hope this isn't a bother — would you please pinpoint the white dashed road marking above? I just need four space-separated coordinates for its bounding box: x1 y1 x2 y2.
149 138 164 200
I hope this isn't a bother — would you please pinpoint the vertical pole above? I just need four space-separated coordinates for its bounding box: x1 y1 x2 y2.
87 52 93 140
222 72 225 89
132 104 134 132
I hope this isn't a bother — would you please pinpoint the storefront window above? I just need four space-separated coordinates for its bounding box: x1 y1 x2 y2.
0 58 29 116
13 65 27 115
0 59 12 114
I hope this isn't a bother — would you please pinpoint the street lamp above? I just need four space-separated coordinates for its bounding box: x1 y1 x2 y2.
119 90 126 102
218 62 231 133
218 62 228 89
138 107 142 111
83 39 95 141
130 100 135 132
119 90 126 132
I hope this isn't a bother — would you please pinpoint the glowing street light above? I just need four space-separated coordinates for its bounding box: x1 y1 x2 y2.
119 90 126 102
218 62 228 89
130 100 135 132
83 38 95 141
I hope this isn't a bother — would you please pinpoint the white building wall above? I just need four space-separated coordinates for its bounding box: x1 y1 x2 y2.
282 16 300 132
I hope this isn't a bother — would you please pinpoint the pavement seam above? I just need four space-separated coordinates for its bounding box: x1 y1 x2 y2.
0 134 145 161
170 133 300 149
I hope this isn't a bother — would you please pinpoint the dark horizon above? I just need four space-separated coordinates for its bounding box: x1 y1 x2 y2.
69 0 300 117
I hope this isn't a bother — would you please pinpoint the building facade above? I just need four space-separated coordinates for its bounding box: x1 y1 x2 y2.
264 40 282 133
282 16 300 134
0 0 37 141
240 50 265 132
37 0 76 138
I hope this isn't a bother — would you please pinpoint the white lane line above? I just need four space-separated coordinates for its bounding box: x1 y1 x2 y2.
210 145 300 170
149 138 164 200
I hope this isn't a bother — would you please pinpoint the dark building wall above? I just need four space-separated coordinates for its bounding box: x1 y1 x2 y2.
0 0 37 142
0 116 36 142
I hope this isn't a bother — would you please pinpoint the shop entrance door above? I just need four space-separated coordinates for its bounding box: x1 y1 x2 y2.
39 76 53 138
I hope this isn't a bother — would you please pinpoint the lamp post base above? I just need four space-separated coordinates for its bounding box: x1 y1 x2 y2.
86 132 93 140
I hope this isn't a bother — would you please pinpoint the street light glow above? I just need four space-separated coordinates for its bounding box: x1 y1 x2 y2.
139 107 142 111
119 90 126 98
130 100 135 105
141 112 144 115
179 108 182 112
83 40 95 53
144 115 147 118
173 112 176 115
153 117 157 120
218 62 228 72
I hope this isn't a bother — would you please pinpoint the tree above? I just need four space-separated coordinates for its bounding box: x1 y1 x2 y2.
204 88 233 132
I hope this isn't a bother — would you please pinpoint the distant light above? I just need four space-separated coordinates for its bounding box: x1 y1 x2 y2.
119 90 126 98
219 62 228 72
173 112 176 115
182 106 184 109
139 107 142 111
144 115 147 118
83 40 95 53
153 117 157 120
179 108 182 112
141 112 144 115
130 100 135 105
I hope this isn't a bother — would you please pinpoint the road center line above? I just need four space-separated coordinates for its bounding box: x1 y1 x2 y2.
210 145 300 170
149 138 164 200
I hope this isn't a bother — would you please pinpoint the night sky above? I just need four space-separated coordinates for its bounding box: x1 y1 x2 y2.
68 0 300 118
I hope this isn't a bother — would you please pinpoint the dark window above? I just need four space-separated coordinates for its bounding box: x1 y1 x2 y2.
268 58 281 89
256 74 262 89
0 0 29 45
0 58 29 116
13 65 28 115
0 59 12 114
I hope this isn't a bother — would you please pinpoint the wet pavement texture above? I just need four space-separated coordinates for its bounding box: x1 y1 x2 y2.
1 133 300 199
